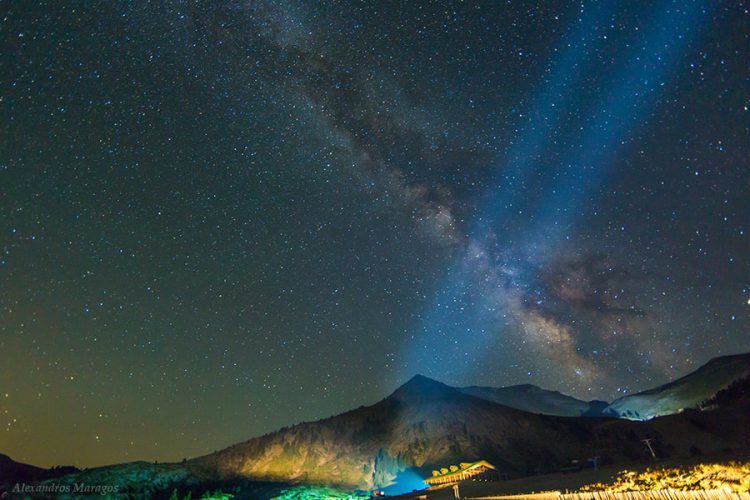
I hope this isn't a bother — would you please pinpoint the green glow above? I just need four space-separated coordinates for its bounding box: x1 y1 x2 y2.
271 485 369 499
199 493 234 500
169 489 234 500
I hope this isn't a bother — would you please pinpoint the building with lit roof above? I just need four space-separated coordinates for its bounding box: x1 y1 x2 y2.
424 460 499 485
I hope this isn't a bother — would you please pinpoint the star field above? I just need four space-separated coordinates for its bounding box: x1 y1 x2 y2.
0 0 748 468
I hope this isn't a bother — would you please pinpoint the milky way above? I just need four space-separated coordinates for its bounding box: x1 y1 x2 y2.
1 1 748 467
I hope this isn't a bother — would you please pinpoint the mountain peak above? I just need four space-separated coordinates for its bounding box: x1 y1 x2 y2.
405 374 436 384
389 374 459 401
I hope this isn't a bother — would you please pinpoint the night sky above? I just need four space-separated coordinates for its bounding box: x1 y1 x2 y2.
1 1 748 468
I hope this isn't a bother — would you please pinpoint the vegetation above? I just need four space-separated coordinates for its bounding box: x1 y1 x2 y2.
169 490 234 500
580 462 750 493
270 485 368 499
699 376 750 409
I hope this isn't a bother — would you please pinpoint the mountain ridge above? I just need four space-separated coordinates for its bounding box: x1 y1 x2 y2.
603 352 750 420
458 383 606 417
3 353 749 497
0 454 78 488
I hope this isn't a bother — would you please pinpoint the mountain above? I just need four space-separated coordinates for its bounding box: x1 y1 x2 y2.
0 453 78 488
458 384 607 417
5 361 750 498
191 375 603 490
604 353 750 420
189 373 749 494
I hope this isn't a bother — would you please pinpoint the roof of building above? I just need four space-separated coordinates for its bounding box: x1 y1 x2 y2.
425 460 497 483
